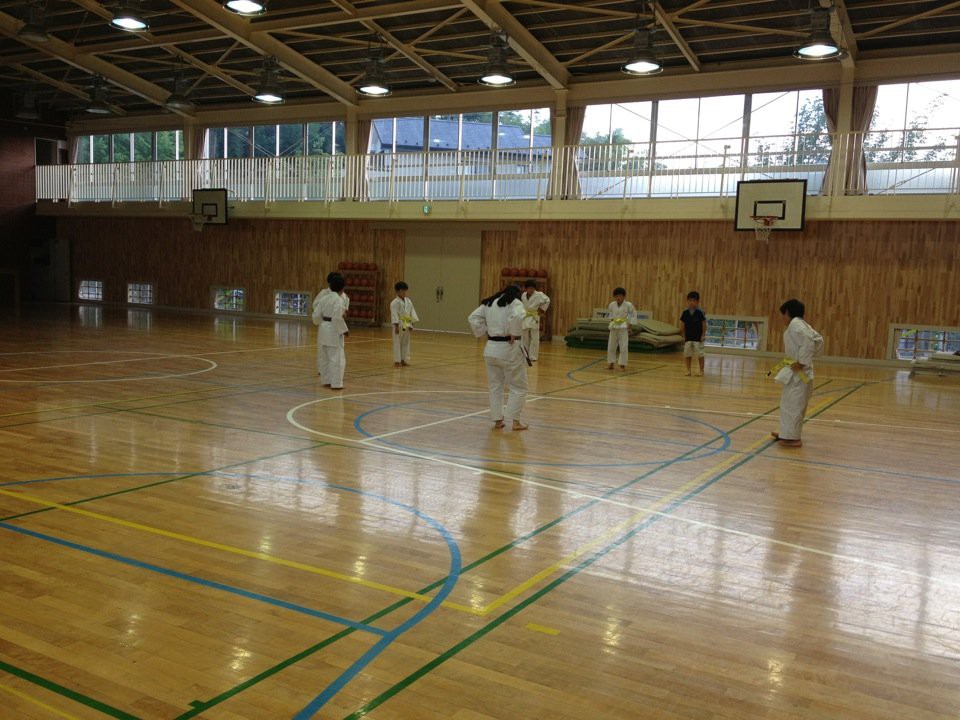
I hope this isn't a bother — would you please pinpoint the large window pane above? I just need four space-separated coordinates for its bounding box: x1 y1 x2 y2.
278 124 304 156
155 130 182 161
227 127 252 158
332 121 346 154
92 134 110 163
207 127 226 158
112 132 132 162
76 135 91 164
253 124 277 157
133 132 152 161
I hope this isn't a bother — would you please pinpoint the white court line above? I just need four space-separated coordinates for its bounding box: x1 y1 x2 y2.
285 390 960 588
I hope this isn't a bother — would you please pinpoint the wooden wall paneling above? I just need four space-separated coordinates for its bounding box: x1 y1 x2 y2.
60 216 960 358
480 219 960 360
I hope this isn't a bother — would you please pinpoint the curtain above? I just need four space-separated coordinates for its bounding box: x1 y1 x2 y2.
67 135 79 164
356 118 372 200
548 105 586 199
821 85 878 195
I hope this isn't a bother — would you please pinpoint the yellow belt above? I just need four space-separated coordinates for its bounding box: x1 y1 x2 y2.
769 357 810 383
611 317 627 326
525 309 539 318
400 314 413 330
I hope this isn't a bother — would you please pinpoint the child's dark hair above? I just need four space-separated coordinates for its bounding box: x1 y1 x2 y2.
524 279 538 288
687 291 700 301
395 281 408 291
329 274 346 293
480 285 522 307
327 271 343 284
613 287 626 296
779 298 805 318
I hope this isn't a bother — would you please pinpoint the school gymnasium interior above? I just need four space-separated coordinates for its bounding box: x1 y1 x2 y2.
0 2 959 718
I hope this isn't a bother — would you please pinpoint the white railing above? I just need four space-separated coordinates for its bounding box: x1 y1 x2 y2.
36 129 960 204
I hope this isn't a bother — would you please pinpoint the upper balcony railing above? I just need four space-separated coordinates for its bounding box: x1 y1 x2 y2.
36 129 960 204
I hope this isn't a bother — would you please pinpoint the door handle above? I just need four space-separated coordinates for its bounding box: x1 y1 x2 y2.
435 285 441 302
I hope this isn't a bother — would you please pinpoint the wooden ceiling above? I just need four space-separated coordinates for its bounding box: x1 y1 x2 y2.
1 0 959 121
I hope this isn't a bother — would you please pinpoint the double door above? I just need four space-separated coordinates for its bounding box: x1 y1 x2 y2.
403 227 481 332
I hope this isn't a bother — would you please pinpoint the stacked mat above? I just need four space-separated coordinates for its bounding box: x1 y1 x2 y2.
564 316 684 352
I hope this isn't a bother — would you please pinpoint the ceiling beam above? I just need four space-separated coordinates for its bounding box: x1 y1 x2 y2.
0 10 189 116
823 0 857 69
459 0 571 89
254 0 462 33
13 63 127 115
652 1 700 72
857 0 960 39
170 0 358 106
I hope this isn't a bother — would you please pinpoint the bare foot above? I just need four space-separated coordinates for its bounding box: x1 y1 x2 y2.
512 421 528 431
401 361 409 366
685 371 691 376
607 363 614 370
394 362 402 368
778 438 802 447
493 419 505 429
770 431 780 439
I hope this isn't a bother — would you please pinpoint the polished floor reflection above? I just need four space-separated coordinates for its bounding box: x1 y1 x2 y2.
0 305 958 720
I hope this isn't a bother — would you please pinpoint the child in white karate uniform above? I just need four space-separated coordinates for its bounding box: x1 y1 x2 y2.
606 286 636 370
390 281 419 368
771 298 822 448
312 274 349 389
468 285 529 431
520 279 550 363
312 271 349 376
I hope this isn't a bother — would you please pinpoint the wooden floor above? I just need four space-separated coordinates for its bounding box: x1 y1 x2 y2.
1 304 959 720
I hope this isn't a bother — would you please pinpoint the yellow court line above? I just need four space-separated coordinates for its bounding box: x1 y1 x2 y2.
0 682 81 720
525 623 560 636
474 395 838 617
0 488 438 607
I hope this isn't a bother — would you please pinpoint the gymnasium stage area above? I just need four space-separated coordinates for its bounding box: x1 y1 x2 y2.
1 305 958 719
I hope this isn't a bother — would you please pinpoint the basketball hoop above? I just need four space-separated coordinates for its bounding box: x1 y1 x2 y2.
190 213 214 232
751 215 778 243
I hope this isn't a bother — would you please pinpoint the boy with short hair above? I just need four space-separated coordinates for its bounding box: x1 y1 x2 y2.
680 291 707 376
607 287 636 370
771 298 822 448
390 281 419 368
520 279 550 363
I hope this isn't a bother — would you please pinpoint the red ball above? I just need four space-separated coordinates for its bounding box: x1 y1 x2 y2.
501 267 510 276
368 262 377 271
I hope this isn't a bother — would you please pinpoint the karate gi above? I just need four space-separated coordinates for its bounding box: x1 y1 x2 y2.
312 288 349 376
312 291 349 388
607 300 637 366
390 296 419 363
468 297 528 425
521 290 550 362
778 317 818 441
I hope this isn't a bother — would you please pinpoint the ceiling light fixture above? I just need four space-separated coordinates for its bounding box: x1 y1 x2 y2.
357 40 391 97
253 56 284 104
86 75 112 115
479 32 514 87
18 1 49 43
794 6 843 60
223 0 267 16
110 0 149 31
165 64 195 112
621 1 662 76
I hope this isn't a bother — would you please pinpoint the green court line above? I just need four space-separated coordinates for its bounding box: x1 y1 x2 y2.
175 383 808 717
341 381 867 718
0 659 138 720
0 444 326 522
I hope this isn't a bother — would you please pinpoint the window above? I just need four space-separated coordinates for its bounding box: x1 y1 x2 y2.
307 121 346 155
278 124 305 156
156 130 183 161
92 135 110 163
213 287 245 312
891 325 960 361
78 279 103 301
749 90 825 168
206 127 253 158
704 316 765 350
127 282 154 305
253 124 277 157
274 290 310 316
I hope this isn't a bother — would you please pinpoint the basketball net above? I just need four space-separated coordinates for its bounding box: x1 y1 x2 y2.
751 215 778 243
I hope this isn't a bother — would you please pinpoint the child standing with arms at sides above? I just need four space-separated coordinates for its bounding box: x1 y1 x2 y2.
520 279 550 363
468 285 529 431
680 291 707 376
390 281 419 368
312 274 349 389
607 287 636 370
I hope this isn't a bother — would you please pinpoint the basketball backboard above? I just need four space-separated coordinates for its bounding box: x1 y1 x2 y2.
734 179 807 231
192 188 228 225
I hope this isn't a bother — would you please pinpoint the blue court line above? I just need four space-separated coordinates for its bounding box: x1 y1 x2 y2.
289 484 462 719
350 399 732 468
0 521 385 635
565 357 604 381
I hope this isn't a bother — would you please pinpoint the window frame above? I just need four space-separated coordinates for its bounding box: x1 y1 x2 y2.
274 290 311 316
78 279 104 302
211 286 246 313
888 324 960 361
703 314 767 351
